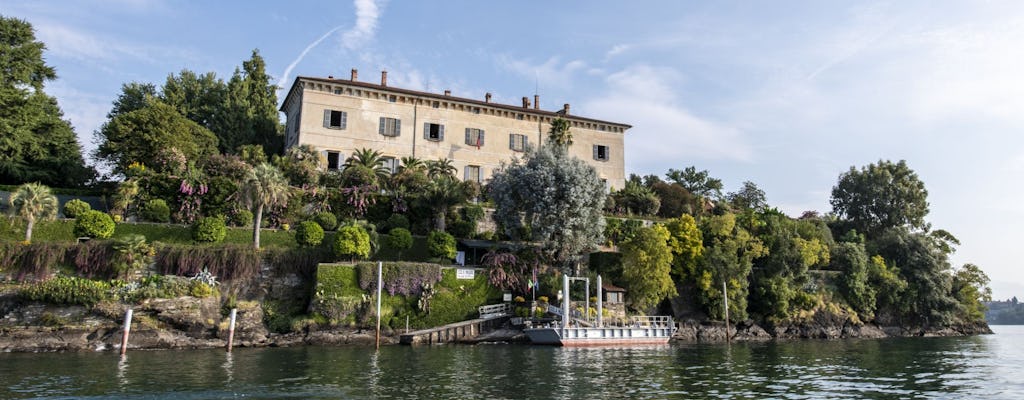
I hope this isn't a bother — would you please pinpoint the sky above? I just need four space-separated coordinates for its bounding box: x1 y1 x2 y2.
3 0 1023 299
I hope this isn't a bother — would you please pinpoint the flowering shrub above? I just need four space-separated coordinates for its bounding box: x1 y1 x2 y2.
356 262 443 296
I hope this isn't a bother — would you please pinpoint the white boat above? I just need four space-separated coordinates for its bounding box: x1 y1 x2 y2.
523 275 676 346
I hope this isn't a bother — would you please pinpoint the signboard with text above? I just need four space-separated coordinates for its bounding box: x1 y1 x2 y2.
456 268 475 280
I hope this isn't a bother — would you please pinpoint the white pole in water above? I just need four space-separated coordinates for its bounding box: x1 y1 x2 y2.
375 261 383 350
584 278 590 324
227 308 238 352
596 275 603 327
562 274 570 329
120 308 133 356
723 280 731 344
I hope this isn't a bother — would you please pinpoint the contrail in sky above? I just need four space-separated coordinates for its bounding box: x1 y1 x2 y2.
277 24 345 94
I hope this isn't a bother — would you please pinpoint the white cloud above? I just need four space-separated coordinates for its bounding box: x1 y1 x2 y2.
582 64 753 173
496 55 588 91
46 80 110 156
32 20 193 66
341 0 383 50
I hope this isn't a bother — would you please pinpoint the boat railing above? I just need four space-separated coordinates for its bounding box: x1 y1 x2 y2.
628 315 674 327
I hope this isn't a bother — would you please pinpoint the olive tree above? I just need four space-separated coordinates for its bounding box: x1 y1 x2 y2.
487 145 605 274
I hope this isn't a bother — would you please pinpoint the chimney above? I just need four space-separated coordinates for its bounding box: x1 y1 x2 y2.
444 90 451 96
485 93 492 103
563 103 570 114
328 75 334 79
534 94 539 110
350 68 358 81
522 96 530 108
380 70 387 86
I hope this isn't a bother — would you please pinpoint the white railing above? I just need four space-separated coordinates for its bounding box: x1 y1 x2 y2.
478 303 513 319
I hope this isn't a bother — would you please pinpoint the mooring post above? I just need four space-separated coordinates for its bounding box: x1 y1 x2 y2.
596 275 603 327
375 261 383 350
120 308 133 356
723 280 731 344
227 308 238 352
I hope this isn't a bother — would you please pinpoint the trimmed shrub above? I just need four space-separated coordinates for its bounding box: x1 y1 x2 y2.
192 216 227 243
295 221 325 247
62 199 91 219
333 225 371 261
140 199 171 223
74 211 115 239
229 209 253 227
384 214 410 231
448 220 475 239
427 231 456 261
382 228 413 257
313 212 338 231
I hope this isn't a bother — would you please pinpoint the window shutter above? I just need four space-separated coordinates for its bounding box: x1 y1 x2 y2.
593 145 599 160
603 146 609 160
478 166 483 182
379 117 385 135
439 125 445 140
340 111 347 129
464 166 470 181
509 134 515 150
465 128 471 145
523 136 528 148
423 123 430 139
480 130 485 146
321 150 328 169
323 110 331 128
395 119 401 136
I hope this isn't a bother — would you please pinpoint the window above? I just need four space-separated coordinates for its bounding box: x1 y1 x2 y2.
509 133 528 152
465 128 485 148
326 151 342 170
424 123 445 141
333 88 342 95
388 95 397 103
464 165 483 183
516 114 524 120
432 101 440 108
323 109 347 129
379 117 401 137
471 107 480 114
593 145 609 161
381 157 398 174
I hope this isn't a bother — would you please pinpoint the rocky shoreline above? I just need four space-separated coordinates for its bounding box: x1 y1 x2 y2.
0 297 993 353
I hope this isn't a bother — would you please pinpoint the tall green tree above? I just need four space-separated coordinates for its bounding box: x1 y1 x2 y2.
420 176 474 232
727 181 767 211
0 16 94 187
488 144 606 274
831 160 929 235
161 69 226 132
696 212 766 321
95 100 219 175
7 182 58 242
218 50 282 155
951 263 991 322
546 118 573 148
239 163 290 249
665 166 723 200
869 227 957 325
621 224 677 312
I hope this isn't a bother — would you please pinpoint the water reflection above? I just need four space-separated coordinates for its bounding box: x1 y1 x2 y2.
0 328 1022 399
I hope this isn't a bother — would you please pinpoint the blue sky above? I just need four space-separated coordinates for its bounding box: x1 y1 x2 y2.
4 0 1023 299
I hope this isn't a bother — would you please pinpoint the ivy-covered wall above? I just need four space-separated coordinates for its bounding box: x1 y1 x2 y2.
311 263 500 330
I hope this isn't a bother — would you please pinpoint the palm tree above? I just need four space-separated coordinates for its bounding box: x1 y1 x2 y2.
422 176 470 231
112 234 153 279
239 163 290 249
8 182 59 243
391 156 429 191
426 158 457 180
547 118 573 148
344 148 391 184
398 156 425 173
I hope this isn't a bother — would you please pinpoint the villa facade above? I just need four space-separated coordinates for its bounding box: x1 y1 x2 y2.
280 69 631 189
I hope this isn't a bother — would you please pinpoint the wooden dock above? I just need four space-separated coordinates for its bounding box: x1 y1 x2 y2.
399 303 512 345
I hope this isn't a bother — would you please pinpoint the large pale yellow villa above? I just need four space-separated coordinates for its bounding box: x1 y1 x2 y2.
280 69 631 189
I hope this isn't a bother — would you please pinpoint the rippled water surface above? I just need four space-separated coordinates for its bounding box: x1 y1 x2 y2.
2 326 1023 399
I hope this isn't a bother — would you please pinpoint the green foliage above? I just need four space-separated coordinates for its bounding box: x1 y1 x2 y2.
382 228 413 258
831 160 929 235
610 177 660 216
295 220 325 247
140 199 171 223
833 242 876 318
448 220 476 239
383 214 410 231
650 181 699 218
665 166 723 199
665 214 703 279
95 100 219 175
952 263 991 322
488 144 606 273
62 199 91 219
229 209 253 227
620 225 676 312
74 210 115 239
192 216 227 243
112 234 153 279
239 163 290 249
313 212 338 231
727 181 767 211
870 228 956 325
333 225 371 260
603 218 643 246
426 230 456 261
20 276 111 306
695 213 766 321
0 17 95 188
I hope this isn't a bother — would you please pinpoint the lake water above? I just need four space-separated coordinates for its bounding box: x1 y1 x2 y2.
2 326 1023 399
